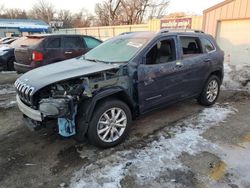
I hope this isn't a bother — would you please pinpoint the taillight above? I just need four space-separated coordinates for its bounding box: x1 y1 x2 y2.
32 51 43 62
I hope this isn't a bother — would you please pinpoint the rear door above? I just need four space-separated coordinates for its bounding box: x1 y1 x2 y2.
62 36 87 59
44 36 62 65
177 35 210 97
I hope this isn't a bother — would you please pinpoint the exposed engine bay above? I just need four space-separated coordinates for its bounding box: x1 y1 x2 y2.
35 68 128 137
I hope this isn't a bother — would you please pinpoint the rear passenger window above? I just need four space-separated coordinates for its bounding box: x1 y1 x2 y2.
47 38 60 48
180 36 202 56
201 38 215 53
63 37 83 48
84 37 101 49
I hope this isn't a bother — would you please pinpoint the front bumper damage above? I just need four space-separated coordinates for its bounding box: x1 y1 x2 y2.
16 95 42 121
16 95 77 137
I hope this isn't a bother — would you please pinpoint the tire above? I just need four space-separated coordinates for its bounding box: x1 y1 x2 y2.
87 99 132 148
197 75 221 106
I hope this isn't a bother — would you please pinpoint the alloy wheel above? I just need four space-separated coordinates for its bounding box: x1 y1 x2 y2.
97 107 127 143
206 80 219 102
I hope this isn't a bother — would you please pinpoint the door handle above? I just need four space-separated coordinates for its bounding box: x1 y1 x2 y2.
204 58 211 62
175 62 184 68
65 51 72 54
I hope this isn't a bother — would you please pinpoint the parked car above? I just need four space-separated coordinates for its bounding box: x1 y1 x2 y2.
0 38 17 45
0 45 15 71
0 37 12 44
14 34 102 73
15 30 224 148
0 38 22 71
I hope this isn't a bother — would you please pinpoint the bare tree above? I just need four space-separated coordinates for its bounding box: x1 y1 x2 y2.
147 0 170 19
0 5 27 19
0 0 169 28
71 9 94 28
29 0 55 23
5 8 27 19
109 0 122 25
94 0 169 26
95 0 121 26
0 4 6 17
119 0 151 24
57 9 73 28
95 2 110 26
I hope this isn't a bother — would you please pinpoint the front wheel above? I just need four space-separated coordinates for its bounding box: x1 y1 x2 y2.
198 75 221 106
87 99 132 148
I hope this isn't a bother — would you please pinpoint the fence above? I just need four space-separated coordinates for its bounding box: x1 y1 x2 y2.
55 16 203 41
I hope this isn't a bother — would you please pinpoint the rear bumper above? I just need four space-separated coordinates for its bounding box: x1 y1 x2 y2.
16 95 42 121
14 62 32 73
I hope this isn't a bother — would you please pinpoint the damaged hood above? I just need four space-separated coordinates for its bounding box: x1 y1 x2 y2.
17 58 121 92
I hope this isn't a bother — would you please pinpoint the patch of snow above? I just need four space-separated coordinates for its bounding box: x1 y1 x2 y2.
215 143 250 188
24 163 36 166
0 100 16 109
72 163 126 188
60 182 66 188
222 64 250 91
0 84 16 95
0 71 17 74
70 105 236 188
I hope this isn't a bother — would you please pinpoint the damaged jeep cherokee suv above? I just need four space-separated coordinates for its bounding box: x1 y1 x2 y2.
15 30 224 148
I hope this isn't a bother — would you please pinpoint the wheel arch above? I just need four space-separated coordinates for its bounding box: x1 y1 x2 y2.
210 69 223 83
198 68 223 99
79 87 136 123
75 87 136 139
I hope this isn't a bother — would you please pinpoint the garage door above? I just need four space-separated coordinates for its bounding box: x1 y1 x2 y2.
216 19 250 65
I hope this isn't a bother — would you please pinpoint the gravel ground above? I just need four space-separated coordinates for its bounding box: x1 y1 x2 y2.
0 70 250 188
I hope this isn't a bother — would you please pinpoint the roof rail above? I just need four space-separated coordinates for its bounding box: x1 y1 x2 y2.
159 29 205 34
119 31 138 36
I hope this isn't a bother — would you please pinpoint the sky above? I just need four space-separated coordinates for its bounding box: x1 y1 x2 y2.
1 0 224 15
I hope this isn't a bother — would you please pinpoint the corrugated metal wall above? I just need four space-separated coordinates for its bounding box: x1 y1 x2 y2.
191 16 203 30
203 0 250 37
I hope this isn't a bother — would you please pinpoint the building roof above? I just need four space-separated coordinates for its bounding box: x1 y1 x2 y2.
203 0 234 13
0 19 50 32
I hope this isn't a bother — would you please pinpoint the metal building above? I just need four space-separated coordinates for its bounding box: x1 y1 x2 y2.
0 19 51 38
203 0 250 65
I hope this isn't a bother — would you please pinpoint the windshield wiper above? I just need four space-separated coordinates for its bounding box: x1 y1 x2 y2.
85 58 108 64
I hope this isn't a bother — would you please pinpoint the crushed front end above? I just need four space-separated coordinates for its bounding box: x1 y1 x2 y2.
15 67 129 137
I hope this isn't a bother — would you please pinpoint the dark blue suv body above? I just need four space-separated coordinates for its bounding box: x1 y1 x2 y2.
15 30 224 148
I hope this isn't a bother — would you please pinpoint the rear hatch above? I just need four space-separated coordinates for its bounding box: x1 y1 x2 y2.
14 36 45 65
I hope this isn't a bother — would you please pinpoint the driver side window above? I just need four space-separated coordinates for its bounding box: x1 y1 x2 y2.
146 38 176 65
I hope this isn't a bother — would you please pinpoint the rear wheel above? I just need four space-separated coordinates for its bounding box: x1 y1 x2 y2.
198 75 220 106
87 99 132 148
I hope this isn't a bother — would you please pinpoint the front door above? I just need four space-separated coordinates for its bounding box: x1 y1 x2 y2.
137 36 186 113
